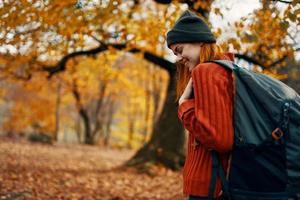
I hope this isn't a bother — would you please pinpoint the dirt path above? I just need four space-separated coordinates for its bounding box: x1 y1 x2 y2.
0 138 183 200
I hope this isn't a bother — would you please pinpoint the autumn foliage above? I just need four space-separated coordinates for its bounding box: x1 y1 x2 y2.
0 0 299 198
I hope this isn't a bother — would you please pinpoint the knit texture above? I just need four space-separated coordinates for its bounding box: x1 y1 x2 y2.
178 53 235 198
166 10 216 48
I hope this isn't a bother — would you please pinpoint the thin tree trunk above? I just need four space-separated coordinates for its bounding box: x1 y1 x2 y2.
54 77 61 141
72 78 93 145
75 115 82 143
82 110 93 144
127 120 134 149
91 83 107 140
127 101 135 149
104 98 115 146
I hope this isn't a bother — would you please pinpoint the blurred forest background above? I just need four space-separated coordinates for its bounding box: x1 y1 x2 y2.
0 0 299 199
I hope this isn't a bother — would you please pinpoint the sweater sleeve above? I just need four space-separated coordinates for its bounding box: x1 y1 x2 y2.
178 63 234 153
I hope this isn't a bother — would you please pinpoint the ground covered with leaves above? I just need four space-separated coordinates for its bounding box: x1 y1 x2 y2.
0 137 184 200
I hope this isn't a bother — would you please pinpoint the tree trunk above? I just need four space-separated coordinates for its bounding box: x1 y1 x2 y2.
81 108 93 144
126 72 185 170
54 77 61 141
142 88 151 144
75 115 82 143
152 65 162 128
127 119 134 149
142 65 151 144
104 97 115 146
91 83 107 141
72 78 93 145
127 100 136 149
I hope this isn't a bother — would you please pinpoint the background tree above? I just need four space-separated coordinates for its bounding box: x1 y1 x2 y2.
0 0 298 170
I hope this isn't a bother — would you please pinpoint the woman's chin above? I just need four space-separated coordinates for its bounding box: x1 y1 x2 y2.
186 62 196 72
188 63 199 72
188 65 195 72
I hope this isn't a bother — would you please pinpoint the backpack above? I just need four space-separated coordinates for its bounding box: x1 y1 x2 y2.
207 60 300 200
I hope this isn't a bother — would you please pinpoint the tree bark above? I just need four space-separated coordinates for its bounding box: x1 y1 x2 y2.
91 83 107 140
72 78 93 145
80 109 93 144
54 77 61 141
142 78 151 144
75 115 82 143
104 97 115 146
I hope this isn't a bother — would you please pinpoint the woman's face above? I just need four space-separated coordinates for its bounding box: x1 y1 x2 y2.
170 43 202 72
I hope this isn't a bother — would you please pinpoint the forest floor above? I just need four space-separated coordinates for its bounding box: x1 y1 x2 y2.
0 137 184 200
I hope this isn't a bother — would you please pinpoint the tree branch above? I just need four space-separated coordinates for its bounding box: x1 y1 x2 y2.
43 42 107 77
267 55 288 67
266 46 300 67
234 53 266 69
152 0 171 4
271 0 294 3
43 41 176 78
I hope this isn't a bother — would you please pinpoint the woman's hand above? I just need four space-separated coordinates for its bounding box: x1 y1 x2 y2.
179 77 193 105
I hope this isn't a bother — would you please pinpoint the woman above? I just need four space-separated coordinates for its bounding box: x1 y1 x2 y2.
166 10 235 200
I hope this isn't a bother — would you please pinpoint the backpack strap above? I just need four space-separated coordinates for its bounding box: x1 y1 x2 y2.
208 151 231 200
208 151 219 199
206 61 234 200
209 60 237 71
271 101 291 144
280 101 291 134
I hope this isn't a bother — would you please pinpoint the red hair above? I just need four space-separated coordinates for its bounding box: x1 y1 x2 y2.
175 43 224 102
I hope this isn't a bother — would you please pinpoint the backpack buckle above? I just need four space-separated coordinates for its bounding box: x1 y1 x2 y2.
272 127 284 140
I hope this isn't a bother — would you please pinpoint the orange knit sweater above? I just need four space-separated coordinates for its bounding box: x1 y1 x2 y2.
178 53 235 198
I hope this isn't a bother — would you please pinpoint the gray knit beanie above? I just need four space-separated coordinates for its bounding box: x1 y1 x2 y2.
166 10 216 49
